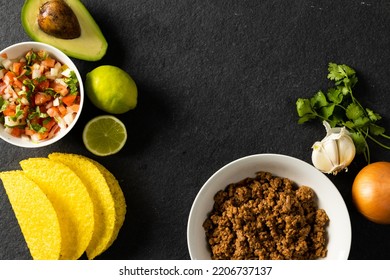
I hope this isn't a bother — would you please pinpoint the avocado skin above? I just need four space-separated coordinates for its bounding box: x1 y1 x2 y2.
21 0 108 61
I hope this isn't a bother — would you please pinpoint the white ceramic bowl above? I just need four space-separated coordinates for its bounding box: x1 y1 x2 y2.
187 154 352 260
0 41 84 148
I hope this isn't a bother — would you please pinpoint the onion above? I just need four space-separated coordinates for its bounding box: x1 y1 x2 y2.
352 161 390 224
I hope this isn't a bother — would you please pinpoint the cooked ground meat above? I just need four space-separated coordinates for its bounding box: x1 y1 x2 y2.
203 171 329 260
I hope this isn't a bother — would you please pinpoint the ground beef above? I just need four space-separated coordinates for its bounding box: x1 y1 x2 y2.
203 171 329 260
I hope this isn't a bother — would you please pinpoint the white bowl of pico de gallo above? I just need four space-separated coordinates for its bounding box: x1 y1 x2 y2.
0 41 83 148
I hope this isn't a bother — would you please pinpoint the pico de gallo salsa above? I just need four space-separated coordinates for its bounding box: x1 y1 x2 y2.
0 49 80 142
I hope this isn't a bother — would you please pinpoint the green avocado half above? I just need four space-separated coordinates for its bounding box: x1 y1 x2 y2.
21 0 108 61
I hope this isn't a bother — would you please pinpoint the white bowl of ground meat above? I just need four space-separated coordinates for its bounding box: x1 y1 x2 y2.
187 154 351 260
0 42 83 148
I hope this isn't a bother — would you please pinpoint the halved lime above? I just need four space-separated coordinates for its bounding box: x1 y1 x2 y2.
82 115 127 156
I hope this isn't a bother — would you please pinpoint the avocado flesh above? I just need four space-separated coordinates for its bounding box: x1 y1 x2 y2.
22 0 107 61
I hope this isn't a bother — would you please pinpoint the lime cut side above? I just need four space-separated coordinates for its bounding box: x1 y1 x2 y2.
83 115 127 156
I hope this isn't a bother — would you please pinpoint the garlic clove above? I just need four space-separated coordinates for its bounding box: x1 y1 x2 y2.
311 121 356 175
337 133 356 168
312 141 335 173
322 138 339 166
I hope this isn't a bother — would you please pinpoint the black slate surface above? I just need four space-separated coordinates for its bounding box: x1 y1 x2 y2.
1 0 390 260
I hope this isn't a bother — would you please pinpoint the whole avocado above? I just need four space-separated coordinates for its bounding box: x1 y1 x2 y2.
21 0 107 61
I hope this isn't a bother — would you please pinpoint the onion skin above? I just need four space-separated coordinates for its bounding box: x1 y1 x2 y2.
352 162 390 224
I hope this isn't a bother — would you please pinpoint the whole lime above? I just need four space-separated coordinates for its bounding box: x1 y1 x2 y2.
85 65 137 114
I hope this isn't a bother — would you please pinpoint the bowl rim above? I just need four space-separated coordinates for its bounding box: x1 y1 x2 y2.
187 153 352 260
0 41 84 148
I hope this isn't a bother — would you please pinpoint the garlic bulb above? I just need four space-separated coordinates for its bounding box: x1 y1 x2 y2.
312 121 356 175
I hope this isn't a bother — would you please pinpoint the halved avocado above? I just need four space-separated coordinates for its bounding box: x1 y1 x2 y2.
21 0 108 61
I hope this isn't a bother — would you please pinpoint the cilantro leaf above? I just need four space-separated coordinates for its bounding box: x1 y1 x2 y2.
366 108 381 122
326 87 344 104
327 63 356 81
327 63 345 81
346 103 364 121
353 117 370 129
310 91 328 109
29 122 46 133
369 123 385 136
296 98 314 117
319 104 335 120
64 71 79 95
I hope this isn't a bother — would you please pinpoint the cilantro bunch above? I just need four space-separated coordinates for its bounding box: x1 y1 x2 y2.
296 63 390 163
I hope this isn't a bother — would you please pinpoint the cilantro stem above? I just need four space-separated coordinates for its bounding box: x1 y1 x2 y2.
366 134 390 150
361 128 371 163
362 145 370 163
336 104 346 111
365 145 371 164
380 133 390 140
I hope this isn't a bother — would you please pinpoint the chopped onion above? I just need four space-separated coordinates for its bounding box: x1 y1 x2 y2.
2 59 12 70
30 133 41 143
2 91 11 100
61 68 72 77
32 63 40 70
20 96 29 105
63 113 75 125
56 116 67 130
53 97 60 106
50 67 59 77
32 69 41 79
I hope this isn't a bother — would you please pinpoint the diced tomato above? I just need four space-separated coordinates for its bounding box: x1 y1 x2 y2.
52 125 60 134
22 106 29 118
12 78 23 90
67 104 80 113
12 62 23 76
10 127 24 137
62 94 77 106
34 92 52 105
47 106 60 117
58 104 67 116
47 124 60 139
24 127 35 136
41 57 56 68
0 82 7 94
37 79 50 91
43 118 56 131
40 131 49 140
39 105 47 114
3 104 16 116
3 71 16 85
51 81 69 96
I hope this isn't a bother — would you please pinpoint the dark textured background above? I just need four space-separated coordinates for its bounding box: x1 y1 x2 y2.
1 0 390 260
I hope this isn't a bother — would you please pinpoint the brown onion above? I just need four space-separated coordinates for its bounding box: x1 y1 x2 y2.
352 161 390 224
